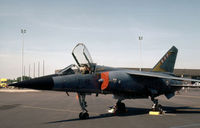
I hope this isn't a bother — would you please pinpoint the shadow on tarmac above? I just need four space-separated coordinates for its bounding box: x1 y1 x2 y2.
163 106 200 114
47 106 200 124
0 104 21 110
47 107 150 123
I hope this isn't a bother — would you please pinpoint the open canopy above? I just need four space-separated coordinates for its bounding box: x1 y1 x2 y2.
72 43 94 69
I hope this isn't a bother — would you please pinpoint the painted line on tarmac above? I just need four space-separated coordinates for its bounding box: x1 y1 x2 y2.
0 89 40 93
0 102 99 115
0 102 178 116
170 123 200 128
163 113 176 116
22 105 99 116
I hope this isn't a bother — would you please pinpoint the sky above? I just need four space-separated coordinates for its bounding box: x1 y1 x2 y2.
1 0 200 79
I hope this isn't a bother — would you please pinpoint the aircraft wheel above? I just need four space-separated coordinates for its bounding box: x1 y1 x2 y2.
157 104 163 113
152 104 163 113
116 102 126 113
79 112 89 120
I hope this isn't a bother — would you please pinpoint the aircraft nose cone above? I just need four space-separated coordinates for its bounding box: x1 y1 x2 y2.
9 75 56 90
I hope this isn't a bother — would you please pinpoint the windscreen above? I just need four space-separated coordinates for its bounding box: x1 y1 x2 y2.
72 43 93 67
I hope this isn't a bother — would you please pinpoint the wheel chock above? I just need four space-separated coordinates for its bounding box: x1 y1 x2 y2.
149 111 160 115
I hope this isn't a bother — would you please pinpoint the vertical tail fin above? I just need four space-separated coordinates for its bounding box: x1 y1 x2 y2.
152 46 178 73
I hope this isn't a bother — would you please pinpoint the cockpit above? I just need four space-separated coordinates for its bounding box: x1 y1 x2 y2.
57 43 96 75
72 43 96 74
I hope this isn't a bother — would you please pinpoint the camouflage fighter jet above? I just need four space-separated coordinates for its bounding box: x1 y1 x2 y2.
10 43 200 119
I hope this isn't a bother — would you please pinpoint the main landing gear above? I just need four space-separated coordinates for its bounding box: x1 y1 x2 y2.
78 93 89 119
151 97 163 114
108 100 127 114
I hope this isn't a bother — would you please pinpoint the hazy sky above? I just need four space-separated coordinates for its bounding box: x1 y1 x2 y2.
1 0 200 79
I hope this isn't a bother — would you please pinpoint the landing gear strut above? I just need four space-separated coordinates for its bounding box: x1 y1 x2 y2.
151 97 163 113
78 93 89 119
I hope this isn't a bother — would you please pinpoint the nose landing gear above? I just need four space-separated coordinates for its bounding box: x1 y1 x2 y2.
78 93 89 119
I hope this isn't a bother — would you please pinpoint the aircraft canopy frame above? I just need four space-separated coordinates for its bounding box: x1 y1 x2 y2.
72 43 96 73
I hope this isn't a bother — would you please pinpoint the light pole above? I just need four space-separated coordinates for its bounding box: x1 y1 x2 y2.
38 61 40 77
29 64 31 79
139 36 143 71
33 62 35 78
43 60 45 76
21 29 26 81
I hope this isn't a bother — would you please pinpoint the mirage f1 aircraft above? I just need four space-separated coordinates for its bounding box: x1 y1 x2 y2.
10 43 200 119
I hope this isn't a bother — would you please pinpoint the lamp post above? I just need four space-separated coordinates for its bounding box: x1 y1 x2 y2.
38 61 40 77
21 29 26 81
29 64 31 79
33 62 35 78
43 60 45 76
139 36 143 71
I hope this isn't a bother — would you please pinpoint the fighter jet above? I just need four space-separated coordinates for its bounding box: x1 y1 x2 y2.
10 43 200 119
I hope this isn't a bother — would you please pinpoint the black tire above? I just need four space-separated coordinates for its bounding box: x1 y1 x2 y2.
79 112 84 119
83 112 89 119
157 104 163 113
79 112 89 120
116 102 126 113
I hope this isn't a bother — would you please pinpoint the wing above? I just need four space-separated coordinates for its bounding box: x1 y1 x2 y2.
125 69 200 87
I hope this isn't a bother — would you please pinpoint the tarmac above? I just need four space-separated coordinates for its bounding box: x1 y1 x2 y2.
0 88 200 128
